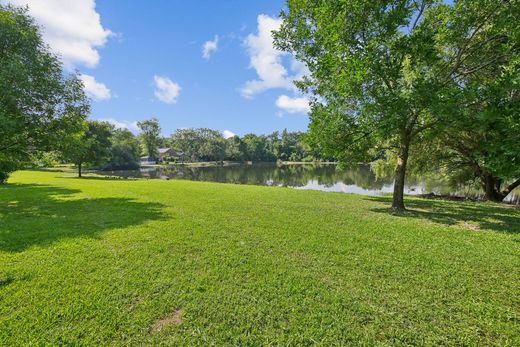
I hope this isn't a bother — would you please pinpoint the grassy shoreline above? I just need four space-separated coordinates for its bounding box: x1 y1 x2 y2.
1 171 519 345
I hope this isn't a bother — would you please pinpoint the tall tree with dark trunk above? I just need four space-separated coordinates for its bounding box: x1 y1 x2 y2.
274 0 516 210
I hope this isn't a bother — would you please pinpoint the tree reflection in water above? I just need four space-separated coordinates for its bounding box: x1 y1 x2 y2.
100 164 520 203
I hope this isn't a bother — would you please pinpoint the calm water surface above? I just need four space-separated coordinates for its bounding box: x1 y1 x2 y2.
99 164 520 203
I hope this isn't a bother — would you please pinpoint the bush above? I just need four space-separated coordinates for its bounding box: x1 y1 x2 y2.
103 144 140 171
0 160 19 184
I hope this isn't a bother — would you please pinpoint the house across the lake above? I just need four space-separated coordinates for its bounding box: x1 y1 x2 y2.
140 148 183 165
158 148 183 162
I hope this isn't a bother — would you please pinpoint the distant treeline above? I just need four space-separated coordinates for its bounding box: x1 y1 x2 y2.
35 118 331 174
109 118 328 166
166 127 325 163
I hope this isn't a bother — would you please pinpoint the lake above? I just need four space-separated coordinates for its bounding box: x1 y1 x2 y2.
98 163 520 204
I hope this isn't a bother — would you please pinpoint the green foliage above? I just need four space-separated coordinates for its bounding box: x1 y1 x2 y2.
410 0 520 200
274 0 519 208
273 0 457 209
0 161 17 184
225 136 245 161
241 134 276 162
193 128 226 162
62 121 113 176
170 128 317 163
104 129 140 170
138 118 161 159
30 151 61 169
1 170 519 345
170 128 203 162
0 5 89 182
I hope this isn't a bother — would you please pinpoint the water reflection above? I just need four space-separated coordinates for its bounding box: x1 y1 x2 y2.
99 164 519 203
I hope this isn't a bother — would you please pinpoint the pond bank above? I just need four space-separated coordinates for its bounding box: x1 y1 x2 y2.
95 163 520 205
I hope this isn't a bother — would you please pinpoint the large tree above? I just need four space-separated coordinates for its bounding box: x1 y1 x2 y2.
400 0 520 202
422 63 520 202
171 128 206 162
137 118 161 160
437 0 520 201
274 0 514 210
63 121 113 177
199 129 227 162
171 128 229 162
242 134 275 162
0 5 89 182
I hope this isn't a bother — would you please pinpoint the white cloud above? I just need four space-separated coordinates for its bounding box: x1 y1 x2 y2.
99 118 139 131
223 130 236 139
153 75 181 104
79 74 111 101
275 95 310 114
241 14 310 99
241 15 291 98
202 35 219 60
8 0 112 68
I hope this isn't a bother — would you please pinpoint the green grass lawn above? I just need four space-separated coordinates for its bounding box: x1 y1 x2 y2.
1 171 519 345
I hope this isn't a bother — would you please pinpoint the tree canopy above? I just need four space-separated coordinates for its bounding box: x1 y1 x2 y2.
137 118 161 160
0 5 89 182
62 121 113 177
274 0 520 209
104 128 141 171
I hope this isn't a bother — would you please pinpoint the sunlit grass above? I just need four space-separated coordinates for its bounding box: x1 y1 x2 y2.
1 171 519 345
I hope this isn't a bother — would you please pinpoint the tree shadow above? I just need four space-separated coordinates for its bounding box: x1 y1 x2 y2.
0 183 165 252
366 196 520 234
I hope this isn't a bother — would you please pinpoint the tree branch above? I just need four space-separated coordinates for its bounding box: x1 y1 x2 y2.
0 142 21 152
502 178 520 196
441 3 502 82
411 0 426 31
453 55 505 79
412 120 438 136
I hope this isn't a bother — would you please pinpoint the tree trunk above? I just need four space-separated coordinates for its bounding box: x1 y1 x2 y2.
482 174 520 202
78 163 82 178
392 133 411 211
483 175 502 201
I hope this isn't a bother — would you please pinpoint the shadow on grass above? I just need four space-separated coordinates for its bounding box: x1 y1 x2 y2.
366 196 520 234
0 183 165 252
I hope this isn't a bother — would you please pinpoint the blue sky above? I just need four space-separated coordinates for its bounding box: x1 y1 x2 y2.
7 0 311 137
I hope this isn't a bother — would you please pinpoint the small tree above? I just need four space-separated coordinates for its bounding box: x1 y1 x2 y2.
137 118 161 160
63 121 113 177
104 129 140 170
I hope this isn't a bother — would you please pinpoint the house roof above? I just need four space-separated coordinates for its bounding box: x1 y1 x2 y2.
158 148 183 156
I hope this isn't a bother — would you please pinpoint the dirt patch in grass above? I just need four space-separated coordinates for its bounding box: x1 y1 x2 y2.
458 221 481 231
151 308 184 333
